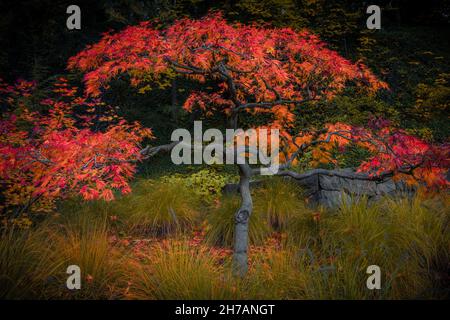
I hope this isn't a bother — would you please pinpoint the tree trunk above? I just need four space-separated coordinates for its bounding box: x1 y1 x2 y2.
233 164 253 276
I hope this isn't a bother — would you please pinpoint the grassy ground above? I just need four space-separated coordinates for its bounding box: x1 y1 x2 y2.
0 176 449 299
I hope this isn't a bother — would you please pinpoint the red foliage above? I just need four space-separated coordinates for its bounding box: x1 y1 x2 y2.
66 13 448 189
68 12 387 128
0 78 152 208
353 121 449 189
279 120 449 189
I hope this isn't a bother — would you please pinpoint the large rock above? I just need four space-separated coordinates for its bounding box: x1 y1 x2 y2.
223 168 416 208
293 172 319 196
290 170 415 208
319 190 353 208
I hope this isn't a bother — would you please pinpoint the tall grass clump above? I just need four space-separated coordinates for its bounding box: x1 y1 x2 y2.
383 196 450 298
299 198 395 299
44 207 128 299
126 240 239 299
205 195 270 246
0 226 63 299
112 179 201 236
243 246 309 299
297 195 450 299
254 178 305 230
285 202 324 246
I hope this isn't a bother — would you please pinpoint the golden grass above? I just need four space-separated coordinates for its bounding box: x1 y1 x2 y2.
0 185 448 299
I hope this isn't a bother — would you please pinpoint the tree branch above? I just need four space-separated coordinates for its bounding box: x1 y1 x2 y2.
140 141 180 158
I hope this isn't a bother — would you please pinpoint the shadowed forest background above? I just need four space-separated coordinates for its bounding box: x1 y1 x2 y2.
0 0 449 300
1 0 449 142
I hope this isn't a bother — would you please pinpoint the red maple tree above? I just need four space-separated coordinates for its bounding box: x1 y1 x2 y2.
0 78 151 218
1 13 447 274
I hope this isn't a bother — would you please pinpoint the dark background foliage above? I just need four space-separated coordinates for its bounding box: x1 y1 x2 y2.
0 0 449 142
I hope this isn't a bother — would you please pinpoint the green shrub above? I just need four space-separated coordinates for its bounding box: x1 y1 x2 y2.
161 168 230 203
